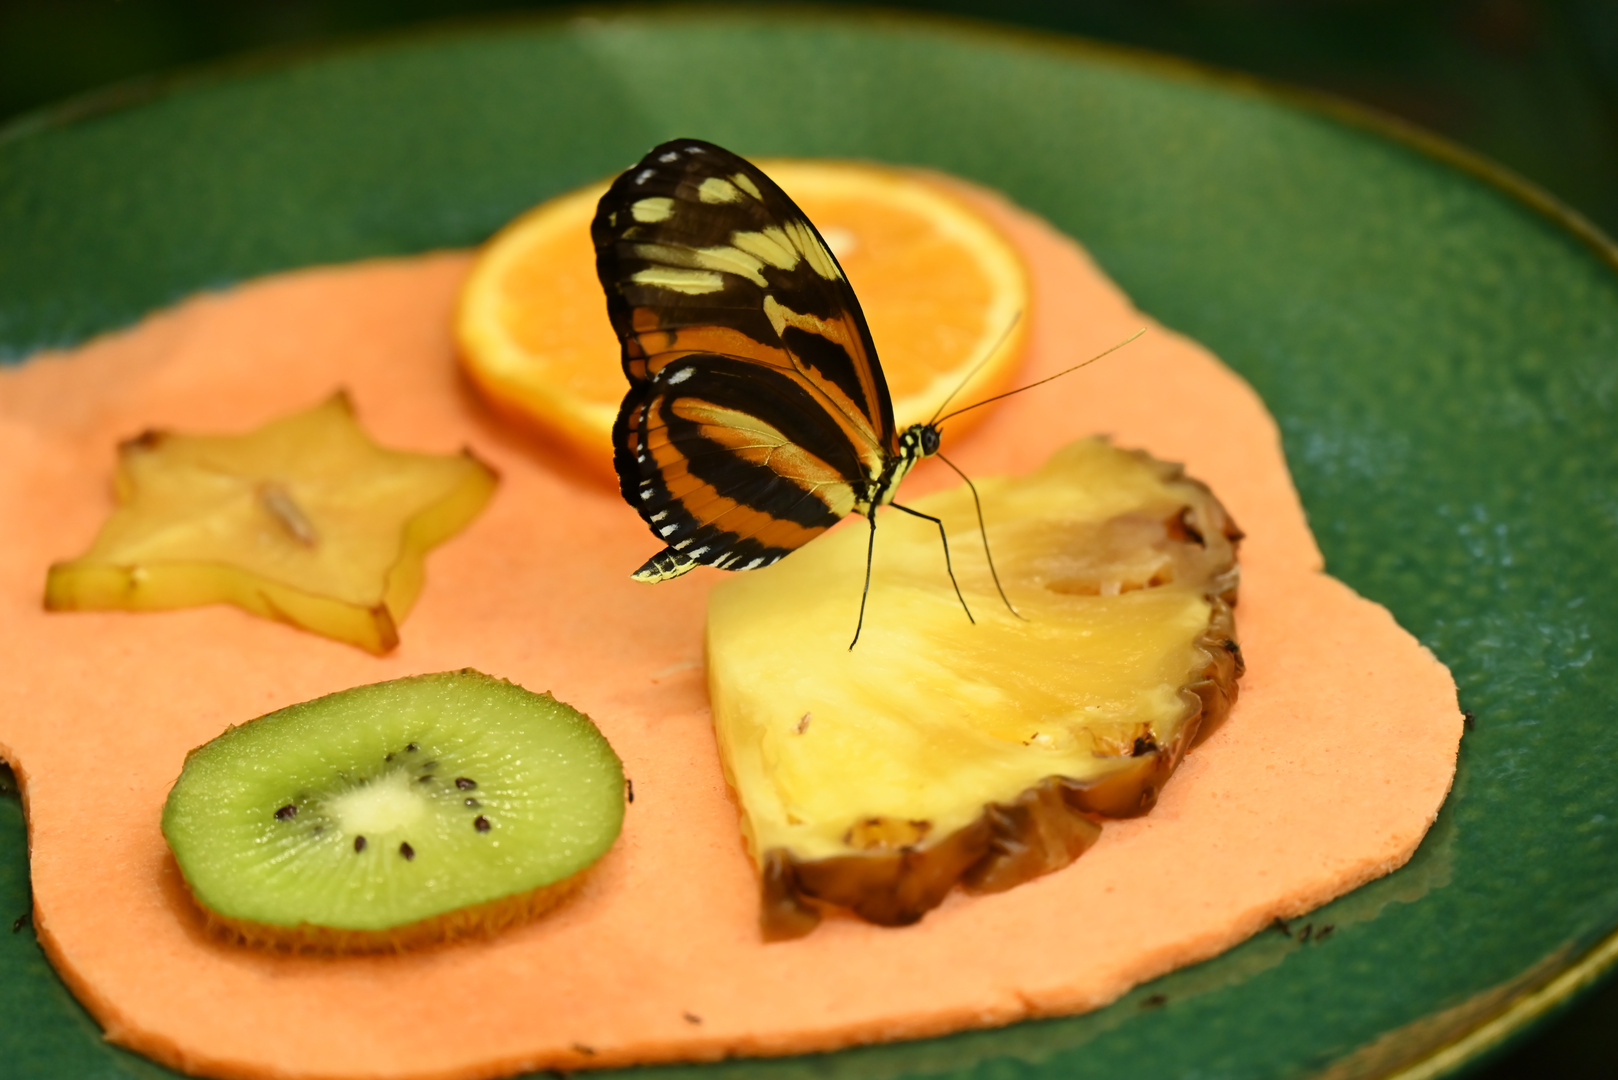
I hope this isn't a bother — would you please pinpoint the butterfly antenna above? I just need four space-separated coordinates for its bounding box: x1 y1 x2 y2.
935 328 1146 427
927 312 1023 426
936 452 1024 621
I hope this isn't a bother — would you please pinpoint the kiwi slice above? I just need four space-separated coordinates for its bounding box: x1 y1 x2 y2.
162 669 624 952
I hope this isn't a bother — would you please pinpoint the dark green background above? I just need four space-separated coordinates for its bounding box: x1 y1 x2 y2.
1 5 1616 1080
3 0 1616 238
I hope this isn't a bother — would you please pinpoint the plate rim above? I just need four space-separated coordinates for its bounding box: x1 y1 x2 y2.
2 0 1612 277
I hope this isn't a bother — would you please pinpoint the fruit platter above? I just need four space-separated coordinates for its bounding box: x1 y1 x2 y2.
2 9 1616 1080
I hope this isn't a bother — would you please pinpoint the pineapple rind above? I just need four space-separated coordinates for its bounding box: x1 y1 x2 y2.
707 438 1244 937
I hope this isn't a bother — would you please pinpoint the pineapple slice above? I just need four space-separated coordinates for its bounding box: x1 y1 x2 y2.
45 393 497 654
707 438 1242 938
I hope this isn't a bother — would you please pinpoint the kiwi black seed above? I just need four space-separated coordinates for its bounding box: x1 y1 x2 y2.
162 669 625 952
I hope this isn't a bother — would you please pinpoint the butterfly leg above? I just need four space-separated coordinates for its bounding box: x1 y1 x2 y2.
888 502 976 628
936 452 1025 621
849 509 880 651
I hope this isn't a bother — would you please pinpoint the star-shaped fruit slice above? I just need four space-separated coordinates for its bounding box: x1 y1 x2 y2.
45 393 497 653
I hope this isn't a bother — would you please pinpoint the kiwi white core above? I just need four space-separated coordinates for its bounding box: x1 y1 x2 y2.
329 771 430 837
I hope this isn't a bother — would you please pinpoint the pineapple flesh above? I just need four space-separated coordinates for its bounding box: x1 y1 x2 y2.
706 438 1243 938
45 393 497 654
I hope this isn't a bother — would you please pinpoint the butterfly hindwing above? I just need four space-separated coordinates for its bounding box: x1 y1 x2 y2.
614 355 865 576
594 139 899 577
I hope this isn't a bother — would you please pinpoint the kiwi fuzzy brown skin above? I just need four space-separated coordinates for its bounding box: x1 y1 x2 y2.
196 869 593 954
756 454 1245 940
163 669 624 954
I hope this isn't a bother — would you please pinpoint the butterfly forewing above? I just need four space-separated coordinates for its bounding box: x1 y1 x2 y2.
595 139 899 577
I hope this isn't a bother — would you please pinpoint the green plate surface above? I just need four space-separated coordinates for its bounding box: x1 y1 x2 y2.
3 7 1616 1079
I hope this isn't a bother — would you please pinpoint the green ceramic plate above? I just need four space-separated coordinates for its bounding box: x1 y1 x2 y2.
3 8 1616 1079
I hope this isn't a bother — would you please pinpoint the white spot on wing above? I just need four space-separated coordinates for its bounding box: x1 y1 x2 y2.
649 511 668 522
659 524 679 537
744 557 763 569
639 488 655 501
689 546 710 559
634 168 655 185
659 151 679 163
667 366 694 384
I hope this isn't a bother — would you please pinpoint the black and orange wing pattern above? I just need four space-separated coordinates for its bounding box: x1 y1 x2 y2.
593 139 899 581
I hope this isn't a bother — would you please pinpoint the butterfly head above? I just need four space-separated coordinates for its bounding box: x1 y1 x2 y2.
899 423 942 461
866 423 943 509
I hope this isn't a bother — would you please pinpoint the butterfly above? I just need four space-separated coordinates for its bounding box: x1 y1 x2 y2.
592 139 1022 647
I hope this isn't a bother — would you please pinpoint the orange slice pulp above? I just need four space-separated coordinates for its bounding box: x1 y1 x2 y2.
455 159 1032 480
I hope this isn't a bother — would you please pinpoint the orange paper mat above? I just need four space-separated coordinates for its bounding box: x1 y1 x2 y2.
0 188 1460 1080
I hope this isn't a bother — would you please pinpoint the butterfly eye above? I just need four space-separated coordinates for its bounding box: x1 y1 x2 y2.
920 427 942 455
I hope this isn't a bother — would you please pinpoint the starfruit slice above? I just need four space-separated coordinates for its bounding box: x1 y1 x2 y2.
706 437 1243 938
45 393 497 653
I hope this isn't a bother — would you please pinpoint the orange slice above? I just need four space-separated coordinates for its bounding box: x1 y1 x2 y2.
456 160 1031 480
